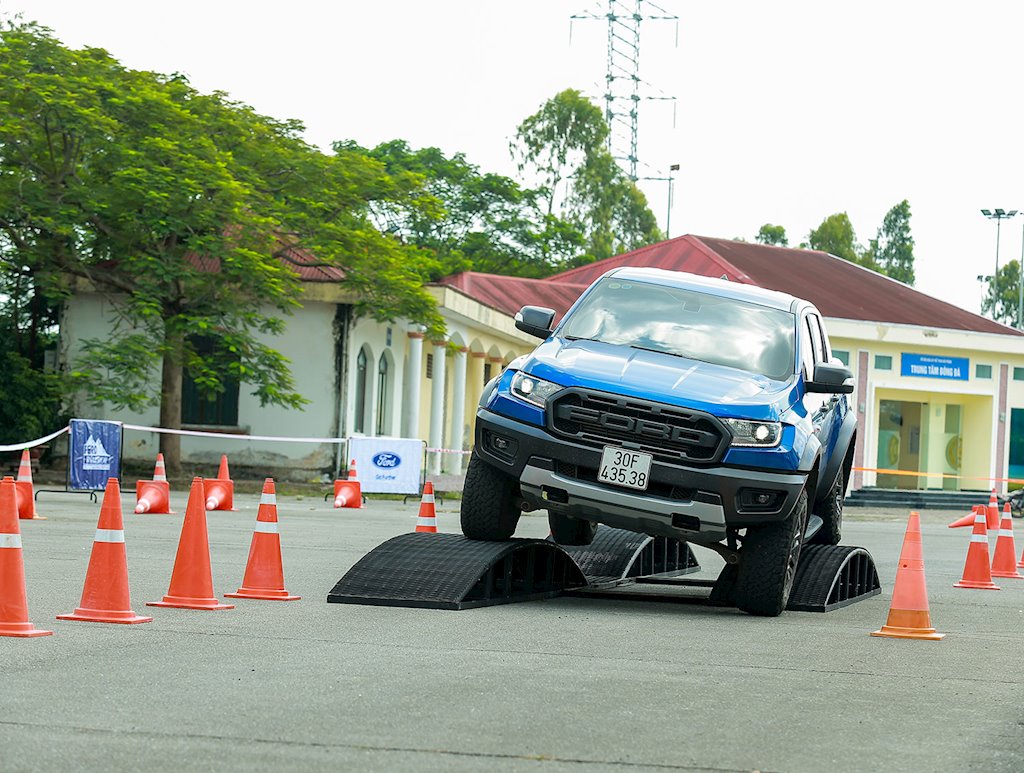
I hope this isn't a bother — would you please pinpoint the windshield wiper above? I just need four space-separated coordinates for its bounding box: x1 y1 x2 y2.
628 344 686 359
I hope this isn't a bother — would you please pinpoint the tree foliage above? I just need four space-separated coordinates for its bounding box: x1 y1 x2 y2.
806 213 862 263
512 89 661 266
0 22 443 468
755 224 788 246
344 139 581 278
982 259 1022 327
866 199 915 285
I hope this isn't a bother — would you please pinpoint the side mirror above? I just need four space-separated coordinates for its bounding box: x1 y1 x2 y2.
515 306 555 340
807 363 854 394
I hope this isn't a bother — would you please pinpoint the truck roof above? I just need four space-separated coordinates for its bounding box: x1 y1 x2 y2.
606 267 799 312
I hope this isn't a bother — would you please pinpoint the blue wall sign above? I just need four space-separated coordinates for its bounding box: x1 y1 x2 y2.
900 353 969 381
69 419 122 490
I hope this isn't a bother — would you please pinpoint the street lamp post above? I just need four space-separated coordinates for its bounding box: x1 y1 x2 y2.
666 163 679 239
981 208 1019 320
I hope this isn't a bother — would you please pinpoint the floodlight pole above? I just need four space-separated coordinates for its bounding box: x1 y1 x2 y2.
666 163 679 238
981 208 1020 319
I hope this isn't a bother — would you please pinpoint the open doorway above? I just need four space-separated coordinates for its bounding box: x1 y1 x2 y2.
876 400 929 489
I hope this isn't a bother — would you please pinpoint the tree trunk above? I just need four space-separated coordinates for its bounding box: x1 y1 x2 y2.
160 328 184 478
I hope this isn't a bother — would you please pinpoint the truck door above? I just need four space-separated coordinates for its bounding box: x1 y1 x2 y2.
801 312 842 476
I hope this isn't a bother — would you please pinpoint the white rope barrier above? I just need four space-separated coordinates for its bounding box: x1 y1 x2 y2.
121 423 346 444
0 426 69 453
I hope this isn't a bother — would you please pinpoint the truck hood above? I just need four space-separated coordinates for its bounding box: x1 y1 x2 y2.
523 337 796 421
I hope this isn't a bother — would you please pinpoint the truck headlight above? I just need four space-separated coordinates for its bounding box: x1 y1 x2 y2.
724 419 782 447
510 372 563 408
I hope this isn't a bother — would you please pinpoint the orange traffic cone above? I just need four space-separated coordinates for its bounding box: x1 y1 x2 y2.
57 478 153 624
147 477 234 610
986 491 1000 530
153 453 168 482
225 479 299 601
948 506 978 529
15 449 43 520
333 478 362 509
203 455 235 511
954 505 1000 590
991 503 1023 579
0 477 52 637
415 481 438 533
135 453 173 514
871 512 944 641
348 459 358 479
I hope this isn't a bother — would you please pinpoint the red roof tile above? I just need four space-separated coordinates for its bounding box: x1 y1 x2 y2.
542 235 1020 337
435 272 587 324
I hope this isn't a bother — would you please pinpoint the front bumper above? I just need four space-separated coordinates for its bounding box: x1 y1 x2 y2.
476 406 807 544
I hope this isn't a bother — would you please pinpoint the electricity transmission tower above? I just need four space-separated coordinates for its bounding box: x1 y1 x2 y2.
571 1 678 181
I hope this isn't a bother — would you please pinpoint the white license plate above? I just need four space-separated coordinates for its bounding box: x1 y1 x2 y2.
597 446 653 491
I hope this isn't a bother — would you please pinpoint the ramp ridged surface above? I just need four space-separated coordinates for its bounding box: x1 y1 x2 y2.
786 544 881 612
558 525 699 586
327 532 587 610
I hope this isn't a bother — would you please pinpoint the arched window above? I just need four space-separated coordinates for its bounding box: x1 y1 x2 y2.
376 353 390 435
354 348 368 434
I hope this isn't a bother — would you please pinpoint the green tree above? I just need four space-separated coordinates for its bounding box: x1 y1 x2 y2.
512 89 661 266
981 260 1022 327
345 139 581 278
756 224 788 246
806 213 870 266
867 199 915 285
0 23 442 472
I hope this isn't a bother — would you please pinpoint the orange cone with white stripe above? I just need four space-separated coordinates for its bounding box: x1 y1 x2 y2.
15 449 43 520
991 503 1023 579
871 512 944 641
954 505 1000 590
203 455 235 511
415 481 438 533
147 477 234 610
986 491 1000 530
57 478 152 624
153 453 168 482
0 476 51 637
226 479 299 601
348 458 358 479
135 454 173 514
333 478 362 508
948 507 978 528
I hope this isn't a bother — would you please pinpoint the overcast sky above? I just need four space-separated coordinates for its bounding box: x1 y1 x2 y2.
5 0 1023 315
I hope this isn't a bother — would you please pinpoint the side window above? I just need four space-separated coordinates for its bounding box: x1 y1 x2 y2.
799 318 815 378
814 315 831 362
806 314 825 365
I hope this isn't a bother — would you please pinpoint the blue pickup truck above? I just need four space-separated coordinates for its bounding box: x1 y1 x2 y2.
461 267 857 616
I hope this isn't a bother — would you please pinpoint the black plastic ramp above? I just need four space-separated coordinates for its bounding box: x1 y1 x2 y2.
558 525 700 586
327 532 587 610
786 544 881 612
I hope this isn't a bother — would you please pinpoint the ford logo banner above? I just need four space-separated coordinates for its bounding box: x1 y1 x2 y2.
372 452 401 469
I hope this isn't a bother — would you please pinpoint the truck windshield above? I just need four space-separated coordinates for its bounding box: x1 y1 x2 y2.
560 278 796 381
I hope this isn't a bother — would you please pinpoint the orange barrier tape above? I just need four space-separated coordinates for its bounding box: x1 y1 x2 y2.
853 467 1024 485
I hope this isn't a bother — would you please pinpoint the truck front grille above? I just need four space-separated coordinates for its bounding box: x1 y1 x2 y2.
550 389 728 465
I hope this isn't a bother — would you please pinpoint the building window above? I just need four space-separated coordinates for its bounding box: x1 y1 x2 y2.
354 348 368 433
376 354 389 435
976 364 993 380
426 353 433 379
181 337 239 426
483 362 492 385
1014 367 1024 382
874 355 893 371
833 350 850 367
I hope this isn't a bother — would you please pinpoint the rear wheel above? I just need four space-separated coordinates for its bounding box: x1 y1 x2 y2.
460 452 521 540
809 471 843 545
735 490 808 616
548 512 598 546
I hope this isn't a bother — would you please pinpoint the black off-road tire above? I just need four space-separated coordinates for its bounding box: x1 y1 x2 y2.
460 452 522 540
809 471 844 545
548 512 598 546
734 490 808 617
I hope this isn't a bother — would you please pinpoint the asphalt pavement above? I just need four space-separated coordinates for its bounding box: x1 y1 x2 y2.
2 489 1023 772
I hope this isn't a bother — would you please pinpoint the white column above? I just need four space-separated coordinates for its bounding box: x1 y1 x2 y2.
428 340 447 475
446 347 469 474
403 330 424 438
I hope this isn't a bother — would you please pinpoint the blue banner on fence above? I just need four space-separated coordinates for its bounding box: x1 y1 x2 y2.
69 419 122 490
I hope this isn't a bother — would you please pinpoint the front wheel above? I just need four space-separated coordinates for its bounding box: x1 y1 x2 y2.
808 470 843 545
460 452 522 540
734 490 808 617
